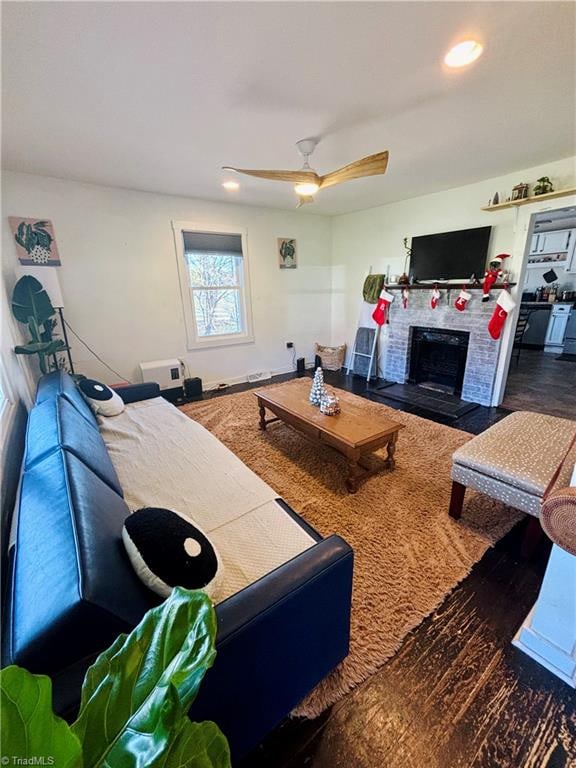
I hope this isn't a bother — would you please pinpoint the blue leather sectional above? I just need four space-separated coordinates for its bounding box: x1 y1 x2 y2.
2 371 353 761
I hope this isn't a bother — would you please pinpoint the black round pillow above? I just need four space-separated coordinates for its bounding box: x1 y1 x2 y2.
122 507 223 600
78 378 125 416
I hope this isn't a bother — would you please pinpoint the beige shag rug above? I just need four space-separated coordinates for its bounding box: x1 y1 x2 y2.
180 382 522 718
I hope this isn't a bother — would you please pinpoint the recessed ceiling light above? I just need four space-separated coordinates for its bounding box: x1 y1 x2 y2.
222 180 239 191
444 40 483 68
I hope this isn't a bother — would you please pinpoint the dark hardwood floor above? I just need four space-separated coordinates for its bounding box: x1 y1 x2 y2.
503 348 576 419
197 371 575 768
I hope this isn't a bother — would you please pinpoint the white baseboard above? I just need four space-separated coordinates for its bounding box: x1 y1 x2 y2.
513 607 576 688
202 361 313 392
512 544 576 689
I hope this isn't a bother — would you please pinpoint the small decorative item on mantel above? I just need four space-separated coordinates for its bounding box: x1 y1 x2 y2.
309 367 326 406
511 182 530 201
397 238 411 285
402 286 410 309
491 192 500 206
482 253 510 302
320 391 341 416
533 176 554 196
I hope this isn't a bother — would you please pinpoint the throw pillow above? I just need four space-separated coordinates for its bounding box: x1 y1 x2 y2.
122 507 223 600
78 378 125 416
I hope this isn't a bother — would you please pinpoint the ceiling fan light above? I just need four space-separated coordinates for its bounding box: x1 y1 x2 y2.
444 40 483 68
294 182 319 196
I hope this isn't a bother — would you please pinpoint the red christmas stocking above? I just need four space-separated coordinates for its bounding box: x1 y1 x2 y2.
488 290 516 339
372 289 395 326
430 287 441 309
454 289 472 311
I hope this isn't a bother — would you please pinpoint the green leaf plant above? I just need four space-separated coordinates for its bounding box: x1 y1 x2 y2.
1 589 231 768
11 275 68 374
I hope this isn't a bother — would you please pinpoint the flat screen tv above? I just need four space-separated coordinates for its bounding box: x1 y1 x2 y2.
409 226 492 281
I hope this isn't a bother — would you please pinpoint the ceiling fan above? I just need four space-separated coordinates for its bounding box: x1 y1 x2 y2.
223 139 389 207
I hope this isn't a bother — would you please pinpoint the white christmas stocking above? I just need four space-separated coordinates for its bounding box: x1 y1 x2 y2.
488 290 516 340
454 289 472 312
372 289 395 326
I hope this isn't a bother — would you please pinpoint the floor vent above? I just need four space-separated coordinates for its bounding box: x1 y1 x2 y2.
247 371 272 383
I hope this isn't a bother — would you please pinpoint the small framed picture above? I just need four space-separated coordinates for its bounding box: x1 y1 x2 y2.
277 237 297 269
9 217 61 266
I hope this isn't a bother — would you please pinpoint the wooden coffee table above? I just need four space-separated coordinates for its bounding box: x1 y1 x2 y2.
255 380 404 493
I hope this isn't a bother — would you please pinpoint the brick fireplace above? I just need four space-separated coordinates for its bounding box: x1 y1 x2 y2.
383 290 500 406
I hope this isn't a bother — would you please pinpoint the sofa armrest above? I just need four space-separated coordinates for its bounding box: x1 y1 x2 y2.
47 535 354 757
114 382 160 404
189 535 354 760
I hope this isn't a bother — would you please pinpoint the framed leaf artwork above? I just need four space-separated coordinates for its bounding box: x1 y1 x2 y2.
277 237 297 269
9 217 61 266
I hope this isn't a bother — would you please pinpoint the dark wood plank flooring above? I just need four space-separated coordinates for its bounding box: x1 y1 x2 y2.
503 349 576 419
195 371 575 768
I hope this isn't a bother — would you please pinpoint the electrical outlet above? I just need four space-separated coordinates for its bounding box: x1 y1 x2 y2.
286 341 294 349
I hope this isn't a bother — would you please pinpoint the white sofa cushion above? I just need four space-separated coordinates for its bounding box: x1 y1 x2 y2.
98 397 315 602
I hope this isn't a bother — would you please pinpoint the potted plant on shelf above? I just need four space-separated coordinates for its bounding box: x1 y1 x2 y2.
11 275 68 374
1 589 231 768
533 176 554 196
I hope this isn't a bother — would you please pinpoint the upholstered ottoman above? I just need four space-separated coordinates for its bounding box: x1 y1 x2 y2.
449 411 576 521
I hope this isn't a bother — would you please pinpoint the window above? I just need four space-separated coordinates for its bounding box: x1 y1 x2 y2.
173 224 254 349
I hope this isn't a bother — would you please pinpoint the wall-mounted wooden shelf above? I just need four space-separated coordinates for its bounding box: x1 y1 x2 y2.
481 187 576 212
385 283 516 290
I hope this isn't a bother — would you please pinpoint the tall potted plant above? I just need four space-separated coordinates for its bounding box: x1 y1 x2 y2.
1 588 230 767
11 275 68 374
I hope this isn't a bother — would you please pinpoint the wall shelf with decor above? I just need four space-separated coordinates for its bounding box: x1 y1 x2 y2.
384 283 516 290
481 187 576 212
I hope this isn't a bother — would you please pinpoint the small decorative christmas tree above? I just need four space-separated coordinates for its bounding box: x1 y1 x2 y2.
309 367 326 406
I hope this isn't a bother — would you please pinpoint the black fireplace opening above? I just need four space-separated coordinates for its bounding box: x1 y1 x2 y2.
408 327 470 396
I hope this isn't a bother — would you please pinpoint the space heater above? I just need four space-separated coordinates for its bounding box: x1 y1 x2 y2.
139 358 184 400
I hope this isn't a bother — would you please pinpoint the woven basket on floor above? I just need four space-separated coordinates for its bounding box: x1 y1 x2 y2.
315 343 346 371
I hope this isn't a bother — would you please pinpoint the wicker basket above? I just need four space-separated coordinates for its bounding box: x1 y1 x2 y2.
315 343 346 371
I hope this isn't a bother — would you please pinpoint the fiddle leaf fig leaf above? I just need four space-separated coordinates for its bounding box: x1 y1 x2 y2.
14 340 67 356
11 275 55 325
72 588 227 768
0 666 82 768
160 719 231 768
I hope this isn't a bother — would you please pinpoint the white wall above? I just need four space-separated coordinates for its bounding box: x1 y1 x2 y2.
331 156 576 401
3 157 575 402
1 239 35 549
2 172 333 388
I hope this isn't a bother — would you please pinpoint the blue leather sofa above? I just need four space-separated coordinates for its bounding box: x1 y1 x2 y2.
2 371 353 761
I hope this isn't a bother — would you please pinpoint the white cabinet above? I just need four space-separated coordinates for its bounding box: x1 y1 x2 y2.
530 229 573 255
544 304 572 352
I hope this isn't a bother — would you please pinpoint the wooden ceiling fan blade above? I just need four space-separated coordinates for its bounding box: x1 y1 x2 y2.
222 167 320 184
319 151 389 190
296 195 315 208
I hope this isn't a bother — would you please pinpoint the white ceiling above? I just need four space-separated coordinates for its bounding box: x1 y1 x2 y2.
2 2 575 215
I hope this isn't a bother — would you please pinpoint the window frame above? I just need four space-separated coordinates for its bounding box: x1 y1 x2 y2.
172 221 255 350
